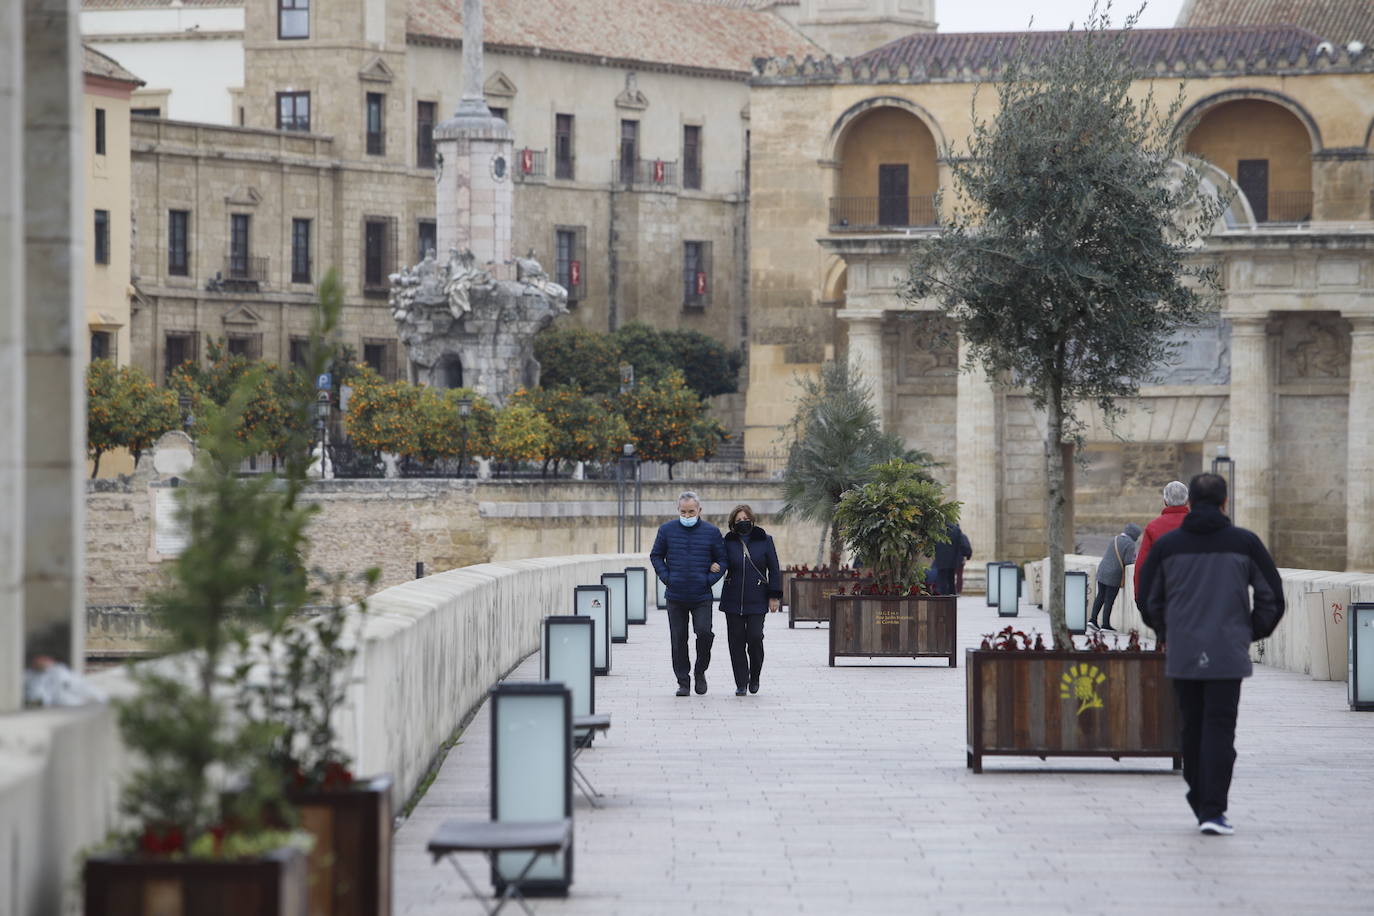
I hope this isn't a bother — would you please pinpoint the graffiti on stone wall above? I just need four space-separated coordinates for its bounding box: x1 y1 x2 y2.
1148 316 1230 386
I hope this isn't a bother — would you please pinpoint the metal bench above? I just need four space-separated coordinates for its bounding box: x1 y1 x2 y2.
571 714 611 807
427 818 573 915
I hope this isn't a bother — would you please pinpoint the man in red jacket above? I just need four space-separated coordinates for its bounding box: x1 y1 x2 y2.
1133 480 1189 600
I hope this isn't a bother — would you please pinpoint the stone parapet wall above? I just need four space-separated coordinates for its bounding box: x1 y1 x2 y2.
86 476 823 611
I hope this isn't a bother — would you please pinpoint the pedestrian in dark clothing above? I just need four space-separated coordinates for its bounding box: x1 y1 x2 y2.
1137 473 1285 836
719 504 782 696
650 490 727 697
1132 480 1189 600
955 530 972 595
1089 522 1142 630
931 522 971 596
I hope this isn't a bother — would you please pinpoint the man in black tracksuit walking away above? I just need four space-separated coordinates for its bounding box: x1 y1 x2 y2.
1137 473 1285 836
650 490 727 697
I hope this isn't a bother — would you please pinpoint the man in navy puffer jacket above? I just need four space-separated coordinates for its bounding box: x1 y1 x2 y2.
650 491 727 696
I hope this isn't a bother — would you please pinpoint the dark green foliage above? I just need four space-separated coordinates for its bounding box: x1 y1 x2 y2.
833 459 961 594
905 4 1221 644
534 321 741 399
780 361 937 566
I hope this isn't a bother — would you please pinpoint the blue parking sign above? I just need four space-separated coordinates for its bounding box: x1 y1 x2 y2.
316 373 331 390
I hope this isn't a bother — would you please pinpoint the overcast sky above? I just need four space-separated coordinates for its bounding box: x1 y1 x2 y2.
935 0 1187 33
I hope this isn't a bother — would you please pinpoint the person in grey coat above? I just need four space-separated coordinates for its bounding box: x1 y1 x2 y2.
1089 522 1142 631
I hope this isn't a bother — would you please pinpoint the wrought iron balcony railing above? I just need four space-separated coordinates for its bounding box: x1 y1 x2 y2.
514 148 547 182
829 195 938 230
222 254 268 289
612 158 679 190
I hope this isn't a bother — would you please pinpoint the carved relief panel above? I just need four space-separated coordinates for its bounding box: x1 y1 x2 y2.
897 313 956 382
1149 315 1231 386
1279 312 1350 382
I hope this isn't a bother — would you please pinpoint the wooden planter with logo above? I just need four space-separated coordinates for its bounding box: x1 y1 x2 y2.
789 576 870 628
84 847 308 916
828 594 957 665
965 649 1181 773
288 775 393 916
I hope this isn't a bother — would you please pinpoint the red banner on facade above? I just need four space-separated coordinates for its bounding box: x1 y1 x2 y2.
653 159 665 183
695 270 707 296
570 260 581 287
521 148 533 174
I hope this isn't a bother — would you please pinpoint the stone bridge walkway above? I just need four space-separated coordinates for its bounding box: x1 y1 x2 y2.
394 596 1374 914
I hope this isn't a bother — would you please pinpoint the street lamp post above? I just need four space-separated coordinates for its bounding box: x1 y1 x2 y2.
457 395 472 477
616 442 641 553
315 390 330 476
1212 445 1236 519
178 392 194 436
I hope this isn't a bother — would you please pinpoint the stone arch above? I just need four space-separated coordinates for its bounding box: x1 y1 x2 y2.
828 100 942 227
821 258 848 304
1174 89 1322 151
436 353 464 389
824 96 947 161
1180 92 1316 223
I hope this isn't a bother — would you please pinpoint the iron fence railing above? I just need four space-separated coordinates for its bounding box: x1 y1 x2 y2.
612 157 679 190
828 195 938 230
1259 190 1313 223
514 147 547 181
320 447 789 482
223 254 268 288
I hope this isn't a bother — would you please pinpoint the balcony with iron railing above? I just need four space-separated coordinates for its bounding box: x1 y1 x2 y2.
829 195 938 231
514 148 547 182
222 253 268 290
366 129 386 156
612 158 678 191
1252 190 1313 224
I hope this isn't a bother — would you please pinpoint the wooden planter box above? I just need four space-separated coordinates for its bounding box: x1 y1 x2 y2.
789 576 869 628
288 775 393 916
85 847 308 916
828 594 958 666
965 649 1181 773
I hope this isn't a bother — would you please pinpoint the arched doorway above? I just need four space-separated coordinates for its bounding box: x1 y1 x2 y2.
1185 98 1314 222
436 353 464 389
832 106 939 229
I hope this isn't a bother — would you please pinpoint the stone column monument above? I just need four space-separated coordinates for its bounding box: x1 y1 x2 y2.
389 0 566 404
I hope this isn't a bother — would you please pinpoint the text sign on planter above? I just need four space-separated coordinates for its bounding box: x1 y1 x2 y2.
1350 603 1374 711
624 566 648 624
602 573 628 644
828 594 958 667
574 585 610 675
490 682 572 894
997 564 1020 618
1064 571 1088 635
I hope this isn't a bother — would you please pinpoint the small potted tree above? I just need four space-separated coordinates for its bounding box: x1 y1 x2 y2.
828 459 961 666
84 379 312 916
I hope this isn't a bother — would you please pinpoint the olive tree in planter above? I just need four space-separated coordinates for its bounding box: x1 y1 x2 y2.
906 5 1222 646
828 459 961 666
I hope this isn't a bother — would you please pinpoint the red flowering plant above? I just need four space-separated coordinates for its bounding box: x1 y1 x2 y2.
831 458 961 597
979 625 1155 652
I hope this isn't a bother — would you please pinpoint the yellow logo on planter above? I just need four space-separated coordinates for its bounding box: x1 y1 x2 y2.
1060 663 1106 716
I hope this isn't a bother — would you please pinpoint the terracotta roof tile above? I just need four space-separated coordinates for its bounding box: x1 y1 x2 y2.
82 44 144 85
852 24 1327 72
1177 0 1374 46
407 0 820 74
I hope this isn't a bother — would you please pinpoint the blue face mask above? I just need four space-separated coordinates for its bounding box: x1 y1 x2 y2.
679 515 699 528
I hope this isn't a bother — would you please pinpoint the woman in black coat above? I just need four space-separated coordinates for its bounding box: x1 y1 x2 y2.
718 504 783 696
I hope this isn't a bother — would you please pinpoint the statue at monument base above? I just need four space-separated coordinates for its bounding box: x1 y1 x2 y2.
388 247 567 405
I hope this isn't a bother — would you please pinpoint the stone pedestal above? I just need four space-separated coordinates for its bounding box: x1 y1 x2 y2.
956 341 999 565
840 309 887 429
1229 315 1272 543
1347 316 1374 571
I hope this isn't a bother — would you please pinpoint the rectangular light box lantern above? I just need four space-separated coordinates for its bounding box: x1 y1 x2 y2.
1064 570 1088 635
1350 603 1374 711
712 574 724 603
574 585 611 675
624 566 648 625
997 563 1020 618
543 615 595 743
601 572 628 644
986 562 1011 607
490 682 573 895
655 575 667 610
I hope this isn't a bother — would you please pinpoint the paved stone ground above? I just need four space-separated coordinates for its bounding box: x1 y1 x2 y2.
395 596 1374 915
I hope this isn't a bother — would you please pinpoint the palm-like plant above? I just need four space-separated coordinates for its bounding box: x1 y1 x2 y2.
779 361 936 566
833 459 961 594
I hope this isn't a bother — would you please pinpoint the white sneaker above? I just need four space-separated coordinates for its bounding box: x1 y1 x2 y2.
1199 816 1234 836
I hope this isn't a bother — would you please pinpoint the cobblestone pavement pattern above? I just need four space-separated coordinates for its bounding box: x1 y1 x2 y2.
395 596 1374 914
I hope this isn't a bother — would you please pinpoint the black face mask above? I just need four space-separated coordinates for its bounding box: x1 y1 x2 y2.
733 520 754 536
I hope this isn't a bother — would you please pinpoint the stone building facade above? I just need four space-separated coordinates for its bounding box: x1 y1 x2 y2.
745 27 1374 572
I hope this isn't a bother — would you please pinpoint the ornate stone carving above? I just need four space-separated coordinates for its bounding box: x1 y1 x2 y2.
388 248 567 405
1149 317 1231 386
1282 314 1349 381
